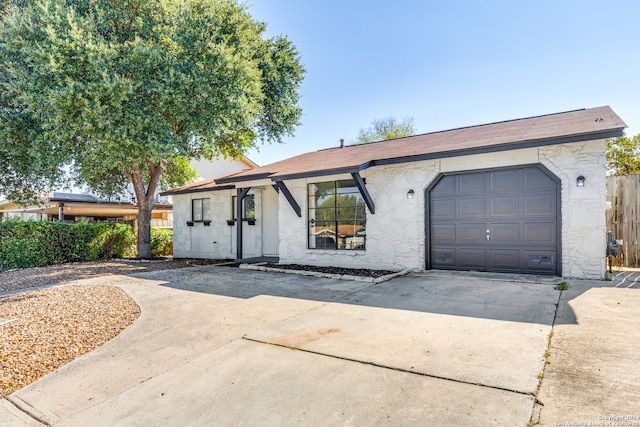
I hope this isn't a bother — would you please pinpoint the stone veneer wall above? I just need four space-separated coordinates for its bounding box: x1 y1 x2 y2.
538 140 607 279
278 139 607 279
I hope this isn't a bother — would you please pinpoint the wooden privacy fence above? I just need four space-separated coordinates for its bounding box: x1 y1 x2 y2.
606 174 640 267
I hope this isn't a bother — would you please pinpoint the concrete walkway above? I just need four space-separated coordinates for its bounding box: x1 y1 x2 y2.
2 266 637 426
536 278 640 425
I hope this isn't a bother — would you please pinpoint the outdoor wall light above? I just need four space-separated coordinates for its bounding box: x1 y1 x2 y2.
407 189 415 199
576 175 586 187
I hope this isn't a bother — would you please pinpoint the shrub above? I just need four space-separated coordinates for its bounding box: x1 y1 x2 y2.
121 227 173 257
150 228 173 257
0 218 113 270
100 223 136 259
0 219 174 270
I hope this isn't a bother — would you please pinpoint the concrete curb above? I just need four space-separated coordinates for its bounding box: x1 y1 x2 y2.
0 397 43 426
239 263 413 284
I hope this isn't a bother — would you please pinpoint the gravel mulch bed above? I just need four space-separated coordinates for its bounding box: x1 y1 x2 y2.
267 263 397 278
0 285 140 397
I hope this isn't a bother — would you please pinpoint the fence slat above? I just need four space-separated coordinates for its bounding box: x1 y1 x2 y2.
606 174 640 267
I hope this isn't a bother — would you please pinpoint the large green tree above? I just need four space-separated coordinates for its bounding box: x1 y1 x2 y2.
0 0 304 258
355 116 416 144
607 134 640 176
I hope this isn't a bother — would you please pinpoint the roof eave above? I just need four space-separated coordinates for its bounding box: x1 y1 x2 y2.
214 171 273 184
255 128 625 182
269 166 361 182
368 128 625 169
160 184 236 196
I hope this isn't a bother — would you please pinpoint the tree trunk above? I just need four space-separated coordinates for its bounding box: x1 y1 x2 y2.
137 201 153 259
126 162 164 259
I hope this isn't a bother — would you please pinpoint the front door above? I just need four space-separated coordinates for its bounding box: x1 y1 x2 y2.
262 186 279 257
231 193 258 258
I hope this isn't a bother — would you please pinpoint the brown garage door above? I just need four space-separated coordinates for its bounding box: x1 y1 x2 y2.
428 165 560 275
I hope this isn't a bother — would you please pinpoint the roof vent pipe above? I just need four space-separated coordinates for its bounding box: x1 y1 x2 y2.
340 139 344 148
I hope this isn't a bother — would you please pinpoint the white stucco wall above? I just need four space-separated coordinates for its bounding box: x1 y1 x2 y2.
172 191 235 259
172 188 265 260
277 139 607 279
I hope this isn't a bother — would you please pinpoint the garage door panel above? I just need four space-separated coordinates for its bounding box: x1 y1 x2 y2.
459 249 486 268
524 223 555 243
459 173 486 193
490 223 519 242
524 195 556 216
432 248 455 266
489 249 520 270
490 196 519 216
431 199 456 218
524 167 556 189
525 251 556 270
490 170 519 191
459 198 485 217
460 223 486 242
432 224 456 242
429 165 559 275
431 175 455 194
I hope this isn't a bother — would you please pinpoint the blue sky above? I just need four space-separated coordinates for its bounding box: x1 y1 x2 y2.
245 0 640 166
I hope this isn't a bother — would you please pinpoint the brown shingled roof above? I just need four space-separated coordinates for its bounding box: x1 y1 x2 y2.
164 106 625 194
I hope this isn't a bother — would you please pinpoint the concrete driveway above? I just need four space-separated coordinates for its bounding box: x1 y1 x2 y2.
2 266 629 426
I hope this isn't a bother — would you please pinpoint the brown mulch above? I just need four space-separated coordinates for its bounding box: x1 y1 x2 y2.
0 258 227 397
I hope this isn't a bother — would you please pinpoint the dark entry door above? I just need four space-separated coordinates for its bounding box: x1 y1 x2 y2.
428 165 560 275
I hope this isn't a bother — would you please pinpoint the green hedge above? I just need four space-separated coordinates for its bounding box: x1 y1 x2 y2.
150 228 173 257
0 219 172 271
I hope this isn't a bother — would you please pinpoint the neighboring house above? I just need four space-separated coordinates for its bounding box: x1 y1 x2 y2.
0 157 256 228
189 157 258 184
162 106 626 279
0 192 173 228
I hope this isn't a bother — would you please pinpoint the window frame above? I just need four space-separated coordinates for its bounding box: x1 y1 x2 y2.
191 197 210 222
307 179 366 251
231 194 256 221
